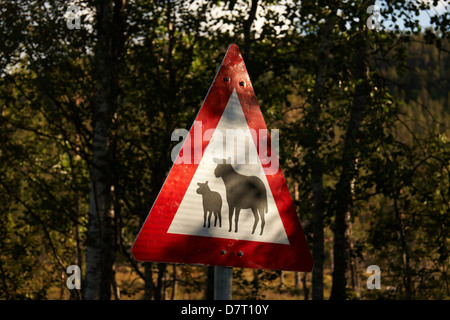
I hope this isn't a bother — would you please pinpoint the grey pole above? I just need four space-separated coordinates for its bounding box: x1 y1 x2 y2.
214 266 232 300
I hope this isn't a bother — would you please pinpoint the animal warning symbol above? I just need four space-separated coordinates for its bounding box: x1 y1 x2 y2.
196 181 222 228
196 158 269 236
214 158 267 235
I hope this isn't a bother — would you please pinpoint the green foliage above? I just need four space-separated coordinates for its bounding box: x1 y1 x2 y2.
0 0 448 300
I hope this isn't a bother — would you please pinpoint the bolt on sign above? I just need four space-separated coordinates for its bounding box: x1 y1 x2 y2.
132 44 313 272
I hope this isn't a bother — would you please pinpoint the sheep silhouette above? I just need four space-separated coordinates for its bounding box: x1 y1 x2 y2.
196 181 222 228
214 158 268 235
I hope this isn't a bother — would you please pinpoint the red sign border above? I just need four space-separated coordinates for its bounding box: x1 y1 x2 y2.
132 44 313 272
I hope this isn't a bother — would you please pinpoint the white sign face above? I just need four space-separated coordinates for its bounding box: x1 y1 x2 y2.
167 90 289 245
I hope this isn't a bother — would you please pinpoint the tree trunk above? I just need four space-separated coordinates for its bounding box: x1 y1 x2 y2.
278 270 284 290
294 271 300 290
71 156 83 300
143 262 154 300
302 272 309 300
171 264 177 300
330 26 370 300
252 269 260 299
205 266 215 300
84 0 125 300
154 263 167 300
242 0 259 67
309 4 338 300
394 196 412 299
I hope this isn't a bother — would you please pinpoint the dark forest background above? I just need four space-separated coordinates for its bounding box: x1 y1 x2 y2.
0 0 448 300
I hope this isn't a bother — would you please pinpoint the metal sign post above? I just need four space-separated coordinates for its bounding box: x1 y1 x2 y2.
214 266 232 300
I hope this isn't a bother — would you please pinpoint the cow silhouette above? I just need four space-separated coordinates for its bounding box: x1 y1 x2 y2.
196 181 222 228
214 158 268 235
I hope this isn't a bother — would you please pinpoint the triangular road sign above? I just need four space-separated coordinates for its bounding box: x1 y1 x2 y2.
132 44 313 272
